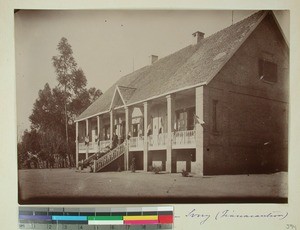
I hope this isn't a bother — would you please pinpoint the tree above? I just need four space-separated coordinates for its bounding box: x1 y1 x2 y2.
52 37 89 165
19 37 102 169
30 83 65 132
18 129 41 169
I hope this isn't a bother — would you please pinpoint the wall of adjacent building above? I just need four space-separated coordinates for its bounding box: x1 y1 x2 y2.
203 13 289 175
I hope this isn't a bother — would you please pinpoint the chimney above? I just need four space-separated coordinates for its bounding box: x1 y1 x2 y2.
192 31 205 44
149 55 158 64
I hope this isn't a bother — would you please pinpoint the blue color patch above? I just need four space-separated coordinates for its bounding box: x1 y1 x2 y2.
52 216 87 221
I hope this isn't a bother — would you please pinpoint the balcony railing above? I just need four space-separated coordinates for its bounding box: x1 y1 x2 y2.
80 130 196 153
99 140 111 151
79 142 98 153
129 136 144 150
79 140 111 153
172 130 196 148
149 133 167 150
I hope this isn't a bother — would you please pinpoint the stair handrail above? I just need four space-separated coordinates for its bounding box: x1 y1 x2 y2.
80 152 99 168
94 142 126 172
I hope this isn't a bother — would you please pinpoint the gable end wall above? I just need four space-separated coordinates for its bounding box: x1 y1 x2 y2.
203 13 289 175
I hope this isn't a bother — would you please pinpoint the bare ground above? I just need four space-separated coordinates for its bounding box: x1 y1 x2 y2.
18 169 287 204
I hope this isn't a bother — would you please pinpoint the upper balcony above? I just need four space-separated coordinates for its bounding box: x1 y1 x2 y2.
79 129 196 154
128 130 195 151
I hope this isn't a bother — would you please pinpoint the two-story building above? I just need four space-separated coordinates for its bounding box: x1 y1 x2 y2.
75 10 289 175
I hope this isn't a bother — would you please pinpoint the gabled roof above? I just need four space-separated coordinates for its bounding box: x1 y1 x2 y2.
117 86 136 104
76 10 275 121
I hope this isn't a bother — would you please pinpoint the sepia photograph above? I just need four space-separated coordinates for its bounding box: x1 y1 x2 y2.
16 9 289 204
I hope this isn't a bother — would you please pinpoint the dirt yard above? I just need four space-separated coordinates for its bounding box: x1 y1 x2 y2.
18 169 287 204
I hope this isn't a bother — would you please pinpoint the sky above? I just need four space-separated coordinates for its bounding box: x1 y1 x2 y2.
15 10 289 139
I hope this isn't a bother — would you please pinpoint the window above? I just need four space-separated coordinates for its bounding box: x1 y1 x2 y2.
212 100 218 133
258 59 278 83
175 107 196 131
187 107 196 130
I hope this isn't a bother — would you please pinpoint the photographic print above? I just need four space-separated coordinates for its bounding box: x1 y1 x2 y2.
16 10 289 204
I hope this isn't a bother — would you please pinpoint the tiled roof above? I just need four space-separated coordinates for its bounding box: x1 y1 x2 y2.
77 10 267 121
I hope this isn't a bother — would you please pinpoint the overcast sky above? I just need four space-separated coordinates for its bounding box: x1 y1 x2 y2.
15 10 289 138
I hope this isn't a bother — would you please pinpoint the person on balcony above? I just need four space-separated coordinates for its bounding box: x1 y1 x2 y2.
127 131 131 141
85 135 89 156
111 133 118 150
96 133 101 153
85 135 89 145
147 123 152 136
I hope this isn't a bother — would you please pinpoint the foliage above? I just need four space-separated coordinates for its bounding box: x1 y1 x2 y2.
149 166 161 174
181 169 189 177
18 37 102 169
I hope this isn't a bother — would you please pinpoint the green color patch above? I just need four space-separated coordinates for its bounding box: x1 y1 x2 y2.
88 216 123 221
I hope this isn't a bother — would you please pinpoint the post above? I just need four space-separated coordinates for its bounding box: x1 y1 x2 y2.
75 121 79 168
125 107 129 171
110 110 114 143
166 95 174 173
85 119 89 159
143 102 148 171
97 116 100 137
93 160 96 173
193 86 204 176
97 115 100 152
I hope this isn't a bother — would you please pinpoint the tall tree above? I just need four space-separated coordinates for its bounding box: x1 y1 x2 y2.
18 37 102 169
52 37 86 164
51 37 102 166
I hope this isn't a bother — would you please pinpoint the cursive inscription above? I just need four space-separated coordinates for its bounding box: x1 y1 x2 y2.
185 209 288 225
215 209 288 221
185 209 211 225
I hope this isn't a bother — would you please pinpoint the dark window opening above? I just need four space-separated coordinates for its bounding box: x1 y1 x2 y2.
258 59 278 83
175 107 196 131
103 125 110 140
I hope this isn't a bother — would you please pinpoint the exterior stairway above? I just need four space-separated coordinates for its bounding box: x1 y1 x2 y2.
93 142 126 172
79 152 98 169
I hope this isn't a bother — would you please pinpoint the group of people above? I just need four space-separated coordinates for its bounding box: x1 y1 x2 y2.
84 132 125 152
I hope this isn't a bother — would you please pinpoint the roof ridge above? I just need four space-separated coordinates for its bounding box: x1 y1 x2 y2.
172 10 267 86
117 85 137 90
76 10 279 121
200 10 265 45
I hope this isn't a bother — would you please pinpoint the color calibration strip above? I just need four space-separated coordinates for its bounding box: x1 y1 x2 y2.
19 206 173 229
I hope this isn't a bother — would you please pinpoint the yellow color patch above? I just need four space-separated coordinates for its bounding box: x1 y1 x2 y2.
123 215 158 221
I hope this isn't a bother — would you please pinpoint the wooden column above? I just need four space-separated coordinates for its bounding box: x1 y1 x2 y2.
193 86 204 176
125 107 129 171
166 95 174 173
97 116 100 137
143 102 148 171
75 121 79 168
97 115 101 152
85 119 89 159
110 110 114 142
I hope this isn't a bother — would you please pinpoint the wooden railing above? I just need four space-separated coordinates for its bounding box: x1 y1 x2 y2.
149 133 167 149
99 140 111 151
129 136 144 150
79 141 112 154
172 130 196 147
80 152 98 168
94 143 126 172
79 142 97 153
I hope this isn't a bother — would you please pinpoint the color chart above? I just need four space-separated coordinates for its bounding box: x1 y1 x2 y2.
19 207 173 229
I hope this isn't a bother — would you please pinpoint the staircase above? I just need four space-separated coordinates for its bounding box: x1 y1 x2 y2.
93 142 126 172
80 153 98 169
